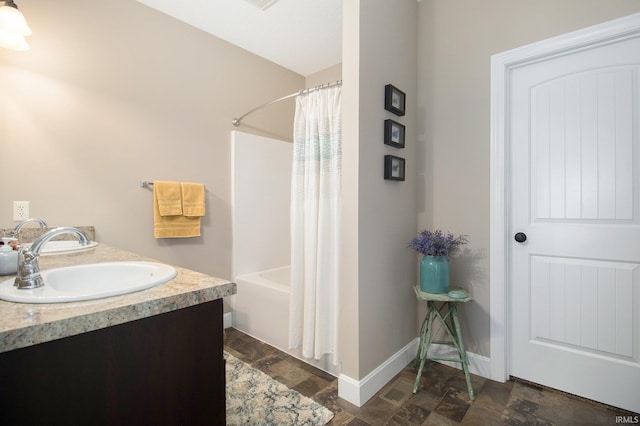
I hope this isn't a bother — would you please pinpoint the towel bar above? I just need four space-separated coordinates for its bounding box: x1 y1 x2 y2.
140 181 207 190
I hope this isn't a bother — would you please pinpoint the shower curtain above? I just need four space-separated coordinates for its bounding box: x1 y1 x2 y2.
289 86 341 365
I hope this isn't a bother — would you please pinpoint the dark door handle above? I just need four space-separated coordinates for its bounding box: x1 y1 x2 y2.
514 232 527 243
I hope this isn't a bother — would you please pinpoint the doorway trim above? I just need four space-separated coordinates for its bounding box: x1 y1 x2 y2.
489 12 640 382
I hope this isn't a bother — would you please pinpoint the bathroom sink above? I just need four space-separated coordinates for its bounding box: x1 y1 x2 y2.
0 261 177 304
21 240 99 255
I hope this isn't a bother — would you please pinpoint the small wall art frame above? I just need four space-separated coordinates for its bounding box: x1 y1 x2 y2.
384 155 405 181
384 119 405 149
384 84 406 116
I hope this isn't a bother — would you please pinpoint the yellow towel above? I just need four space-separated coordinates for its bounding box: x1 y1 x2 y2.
181 182 206 217
153 181 202 238
154 181 182 216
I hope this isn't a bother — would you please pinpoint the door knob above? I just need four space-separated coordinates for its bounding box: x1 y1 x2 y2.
514 232 527 243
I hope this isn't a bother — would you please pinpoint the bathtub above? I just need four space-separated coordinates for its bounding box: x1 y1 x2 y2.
234 266 290 352
232 266 339 376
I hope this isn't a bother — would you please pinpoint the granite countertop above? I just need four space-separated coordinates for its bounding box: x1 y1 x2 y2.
0 243 236 354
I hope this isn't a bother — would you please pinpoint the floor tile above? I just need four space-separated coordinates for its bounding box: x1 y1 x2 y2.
571 400 615 426
406 388 442 412
293 374 334 398
266 357 314 388
380 377 416 407
350 396 401 425
459 405 504 426
474 378 513 413
422 411 461 425
433 388 471 423
346 418 374 426
328 411 360 425
393 402 431 424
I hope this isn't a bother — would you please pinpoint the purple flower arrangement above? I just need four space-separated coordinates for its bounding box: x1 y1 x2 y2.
409 230 468 260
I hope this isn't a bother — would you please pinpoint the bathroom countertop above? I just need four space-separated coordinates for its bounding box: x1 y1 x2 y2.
0 243 236 354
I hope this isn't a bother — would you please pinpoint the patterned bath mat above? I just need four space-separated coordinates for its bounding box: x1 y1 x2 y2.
225 352 334 425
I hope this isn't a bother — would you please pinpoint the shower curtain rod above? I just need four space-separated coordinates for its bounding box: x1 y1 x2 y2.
232 80 342 126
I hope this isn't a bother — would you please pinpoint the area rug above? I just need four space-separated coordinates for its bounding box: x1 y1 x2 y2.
225 352 334 425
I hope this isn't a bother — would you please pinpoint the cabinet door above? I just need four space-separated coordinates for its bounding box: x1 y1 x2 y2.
0 299 225 425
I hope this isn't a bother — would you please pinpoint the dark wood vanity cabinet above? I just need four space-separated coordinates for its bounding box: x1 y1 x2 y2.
0 299 225 425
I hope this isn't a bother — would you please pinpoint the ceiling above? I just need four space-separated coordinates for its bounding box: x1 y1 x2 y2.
135 0 343 77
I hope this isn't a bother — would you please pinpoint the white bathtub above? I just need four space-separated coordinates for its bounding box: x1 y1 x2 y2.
232 266 339 376
234 266 290 353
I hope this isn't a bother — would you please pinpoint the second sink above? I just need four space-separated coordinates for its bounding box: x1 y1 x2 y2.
22 240 99 255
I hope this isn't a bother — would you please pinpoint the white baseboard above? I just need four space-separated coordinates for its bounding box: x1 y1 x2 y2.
426 343 492 379
338 338 420 407
223 312 233 329
337 339 491 407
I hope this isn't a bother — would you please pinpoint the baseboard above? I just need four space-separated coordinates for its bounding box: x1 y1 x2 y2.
426 343 492 379
337 339 491 407
223 312 233 329
338 338 420 407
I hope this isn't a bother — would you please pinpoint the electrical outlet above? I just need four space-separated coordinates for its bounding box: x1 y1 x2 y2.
13 201 29 221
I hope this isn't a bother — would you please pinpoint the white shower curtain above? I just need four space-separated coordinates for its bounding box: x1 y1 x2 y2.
289 86 341 365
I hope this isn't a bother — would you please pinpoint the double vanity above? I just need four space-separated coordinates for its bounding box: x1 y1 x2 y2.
0 231 236 425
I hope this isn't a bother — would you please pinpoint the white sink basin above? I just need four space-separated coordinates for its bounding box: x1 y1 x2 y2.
0 261 177 304
22 240 99 255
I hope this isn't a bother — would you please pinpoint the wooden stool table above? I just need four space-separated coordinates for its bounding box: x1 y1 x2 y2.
413 286 474 400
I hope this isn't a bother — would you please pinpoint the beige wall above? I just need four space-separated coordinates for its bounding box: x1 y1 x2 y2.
340 0 361 379
305 64 342 88
0 0 304 280
341 0 418 379
417 0 640 357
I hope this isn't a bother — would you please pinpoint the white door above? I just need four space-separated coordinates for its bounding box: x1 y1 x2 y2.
509 33 640 412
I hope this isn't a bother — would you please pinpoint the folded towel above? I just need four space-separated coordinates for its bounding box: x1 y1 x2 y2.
181 182 206 217
153 199 201 238
153 181 202 238
154 181 182 216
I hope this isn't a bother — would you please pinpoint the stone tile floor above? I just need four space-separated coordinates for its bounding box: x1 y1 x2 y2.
224 328 639 425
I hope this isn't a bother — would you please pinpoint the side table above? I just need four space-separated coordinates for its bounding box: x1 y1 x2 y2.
413 286 474 400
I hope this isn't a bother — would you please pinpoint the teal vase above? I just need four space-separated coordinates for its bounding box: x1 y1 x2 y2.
420 256 450 294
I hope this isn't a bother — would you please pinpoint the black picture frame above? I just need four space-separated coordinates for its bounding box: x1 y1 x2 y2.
384 119 405 149
384 84 406 116
384 155 405 181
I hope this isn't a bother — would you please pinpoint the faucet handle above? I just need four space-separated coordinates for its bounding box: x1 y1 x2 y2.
19 246 38 261
14 248 42 289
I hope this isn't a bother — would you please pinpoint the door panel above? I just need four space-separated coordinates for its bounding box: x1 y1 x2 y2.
531 67 635 221
530 256 638 359
510 35 640 412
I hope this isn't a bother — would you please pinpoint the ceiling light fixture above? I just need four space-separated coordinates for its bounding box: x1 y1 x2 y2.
0 0 31 51
243 0 279 11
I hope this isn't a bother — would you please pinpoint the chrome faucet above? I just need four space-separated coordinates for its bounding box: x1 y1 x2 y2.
11 218 48 236
14 227 90 290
